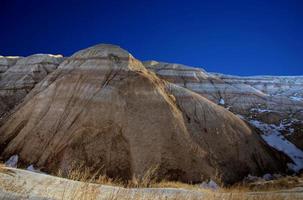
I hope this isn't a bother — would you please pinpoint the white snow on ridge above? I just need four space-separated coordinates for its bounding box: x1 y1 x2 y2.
47 54 63 58
249 120 303 172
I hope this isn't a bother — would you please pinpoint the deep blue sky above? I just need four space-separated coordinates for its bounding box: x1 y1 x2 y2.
1 0 302 75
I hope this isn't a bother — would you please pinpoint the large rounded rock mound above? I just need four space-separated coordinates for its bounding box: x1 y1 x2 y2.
0 44 286 184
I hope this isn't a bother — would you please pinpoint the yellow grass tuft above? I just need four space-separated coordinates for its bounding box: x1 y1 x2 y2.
0 163 15 176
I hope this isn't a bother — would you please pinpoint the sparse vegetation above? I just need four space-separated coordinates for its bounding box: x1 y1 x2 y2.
221 175 303 193
0 164 302 200
0 163 14 175
55 163 160 188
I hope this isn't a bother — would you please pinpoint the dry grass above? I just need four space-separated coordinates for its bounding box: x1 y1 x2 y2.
55 164 160 188
0 163 302 199
151 180 199 189
0 163 31 199
51 165 303 199
0 163 14 176
221 175 303 193
127 165 159 188
202 192 303 200
58 182 99 200
247 176 303 191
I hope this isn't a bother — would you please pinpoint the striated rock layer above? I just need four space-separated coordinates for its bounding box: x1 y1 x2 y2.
0 44 286 184
143 61 303 114
0 54 64 118
143 61 303 171
0 56 22 73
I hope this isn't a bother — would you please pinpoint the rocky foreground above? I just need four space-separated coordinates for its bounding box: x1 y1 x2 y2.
0 44 302 187
0 167 303 200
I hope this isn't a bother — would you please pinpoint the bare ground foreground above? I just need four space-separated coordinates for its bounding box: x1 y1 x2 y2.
0 167 302 200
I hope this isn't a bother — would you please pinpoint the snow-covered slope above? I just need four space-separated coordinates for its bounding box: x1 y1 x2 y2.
248 120 303 172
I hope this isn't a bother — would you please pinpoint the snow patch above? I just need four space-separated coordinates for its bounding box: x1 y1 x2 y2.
244 173 282 182
244 174 260 182
5 56 21 59
47 54 63 58
26 164 44 173
250 108 273 113
290 96 303 101
249 120 303 172
218 98 225 105
200 180 219 190
262 173 273 181
5 155 18 168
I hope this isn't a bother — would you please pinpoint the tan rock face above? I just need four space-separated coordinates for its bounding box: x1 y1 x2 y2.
0 44 285 184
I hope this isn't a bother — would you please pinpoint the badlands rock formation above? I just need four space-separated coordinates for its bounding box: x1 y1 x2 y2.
0 54 63 118
143 61 303 114
0 56 22 73
144 61 303 172
0 44 287 184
